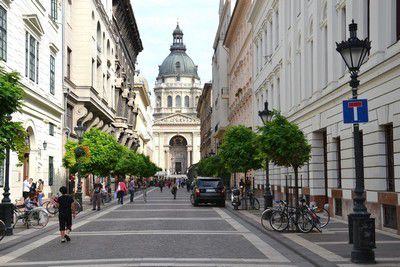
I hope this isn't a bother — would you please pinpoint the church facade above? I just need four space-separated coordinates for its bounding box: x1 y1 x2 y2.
152 24 202 176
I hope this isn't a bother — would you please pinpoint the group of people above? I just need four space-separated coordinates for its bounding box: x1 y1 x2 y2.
22 178 45 206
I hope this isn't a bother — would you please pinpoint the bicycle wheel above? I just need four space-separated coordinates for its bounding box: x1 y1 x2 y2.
261 208 273 230
44 201 58 215
252 198 260 210
0 220 5 241
314 207 330 228
297 211 314 233
269 211 289 232
28 210 49 229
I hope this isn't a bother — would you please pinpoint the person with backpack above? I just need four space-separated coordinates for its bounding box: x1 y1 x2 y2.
92 178 102 211
116 178 127 205
56 186 75 243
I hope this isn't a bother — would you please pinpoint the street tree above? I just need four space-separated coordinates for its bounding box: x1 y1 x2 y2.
258 113 311 207
0 70 28 164
219 125 261 186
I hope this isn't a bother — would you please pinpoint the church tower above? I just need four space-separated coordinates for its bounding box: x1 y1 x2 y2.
152 24 202 177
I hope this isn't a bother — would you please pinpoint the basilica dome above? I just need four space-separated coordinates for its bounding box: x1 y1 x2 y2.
157 24 199 79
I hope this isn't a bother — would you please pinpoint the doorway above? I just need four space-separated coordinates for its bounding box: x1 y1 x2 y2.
169 135 188 174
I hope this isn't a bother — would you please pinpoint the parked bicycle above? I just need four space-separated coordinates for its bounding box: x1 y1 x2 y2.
299 199 330 231
269 200 314 233
44 195 82 215
241 190 260 210
261 200 286 230
0 219 5 241
13 201 49 229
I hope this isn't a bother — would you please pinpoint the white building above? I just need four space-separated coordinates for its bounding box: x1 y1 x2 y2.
211 0 231 152
152 24 202 177
0 0 63 198
249 0 400 233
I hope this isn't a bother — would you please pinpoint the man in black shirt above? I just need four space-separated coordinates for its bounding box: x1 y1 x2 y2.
92 178 103 211
57 186 75 243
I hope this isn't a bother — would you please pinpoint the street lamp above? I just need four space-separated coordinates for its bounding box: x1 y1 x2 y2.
258 101 274 210
74 124 86 212
336 20 375 264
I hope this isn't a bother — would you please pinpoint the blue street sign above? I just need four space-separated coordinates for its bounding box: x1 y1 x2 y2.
343 99 369 124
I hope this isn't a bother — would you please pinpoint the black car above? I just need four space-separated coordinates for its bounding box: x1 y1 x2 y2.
190 177 225 207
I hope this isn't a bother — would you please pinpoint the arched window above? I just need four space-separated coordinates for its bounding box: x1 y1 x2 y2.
156 96 161 108
96 22 101 52
176 95 181 107
107 40 110 57
184 96 189 107
167 96 172 107
175 61 180 70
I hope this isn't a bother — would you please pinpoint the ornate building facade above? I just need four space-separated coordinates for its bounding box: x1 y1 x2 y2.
152 24 201 176
0 0 64 198
197 83 213 159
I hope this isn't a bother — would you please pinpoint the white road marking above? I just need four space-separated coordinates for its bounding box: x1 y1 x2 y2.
109 209 215 212
69 230 243 236
213 208 290 263
1 257 296 266
119 203 190 206
0 189 155 264
0 221 58 245
283 233 347 262
95 217 223 222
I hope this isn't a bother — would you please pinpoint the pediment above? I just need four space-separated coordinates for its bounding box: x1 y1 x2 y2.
155 113 200 125
23 14 44 38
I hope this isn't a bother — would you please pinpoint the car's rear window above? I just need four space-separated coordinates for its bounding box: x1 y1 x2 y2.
198 179 223 188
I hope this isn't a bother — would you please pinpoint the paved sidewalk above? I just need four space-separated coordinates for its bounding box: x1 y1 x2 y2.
236 197 400 266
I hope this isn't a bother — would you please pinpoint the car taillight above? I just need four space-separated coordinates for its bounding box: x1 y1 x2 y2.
195 188 200 196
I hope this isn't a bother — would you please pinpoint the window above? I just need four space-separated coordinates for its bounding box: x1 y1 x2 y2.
335 198 343 216
176 95 181 107
340 6 347 75
184 96 189 108
167 96 172 107
383 204 398 229
66 105 73 130
385 124 395 192
50 55 55 94
67 47 71 79
48 156 54 186
0 6 6 61
51 0 58 21
49 123 54 136
335 137 342 188
176 75 180 82
156 96 161 108
25 32 39 83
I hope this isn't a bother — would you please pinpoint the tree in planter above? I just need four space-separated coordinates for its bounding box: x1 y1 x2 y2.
63 128 120 177
0 70 28 164
219 125 261 187
197 155 230 181
258 113 311 208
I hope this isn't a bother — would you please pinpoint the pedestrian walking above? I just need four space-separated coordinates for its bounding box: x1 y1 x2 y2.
142 179 147 203
159 179 164 192
92 178 102 211
128 178 135 203
116 179 127 204
56 186 75 243
22 179 31 199
186 180 191 192
36 179 44 206
171 183 177 199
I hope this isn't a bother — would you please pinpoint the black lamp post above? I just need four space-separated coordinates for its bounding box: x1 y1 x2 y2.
74 124 86 212
258 101 274 210
336 20 375 263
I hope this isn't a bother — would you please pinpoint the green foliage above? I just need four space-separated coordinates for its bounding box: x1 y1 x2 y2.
0 69 28 164
197 155 230 178
137 154 161 178
257 113 311 169
219 125 262 174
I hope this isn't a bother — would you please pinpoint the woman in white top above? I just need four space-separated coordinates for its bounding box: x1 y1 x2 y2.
23 179 31 199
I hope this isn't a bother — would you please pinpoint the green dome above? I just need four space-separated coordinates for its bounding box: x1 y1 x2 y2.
157 24 199 79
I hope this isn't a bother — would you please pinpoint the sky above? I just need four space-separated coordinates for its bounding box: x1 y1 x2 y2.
132 0 219 94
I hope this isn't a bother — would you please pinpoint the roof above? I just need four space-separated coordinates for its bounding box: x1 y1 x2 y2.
157 24 199 79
